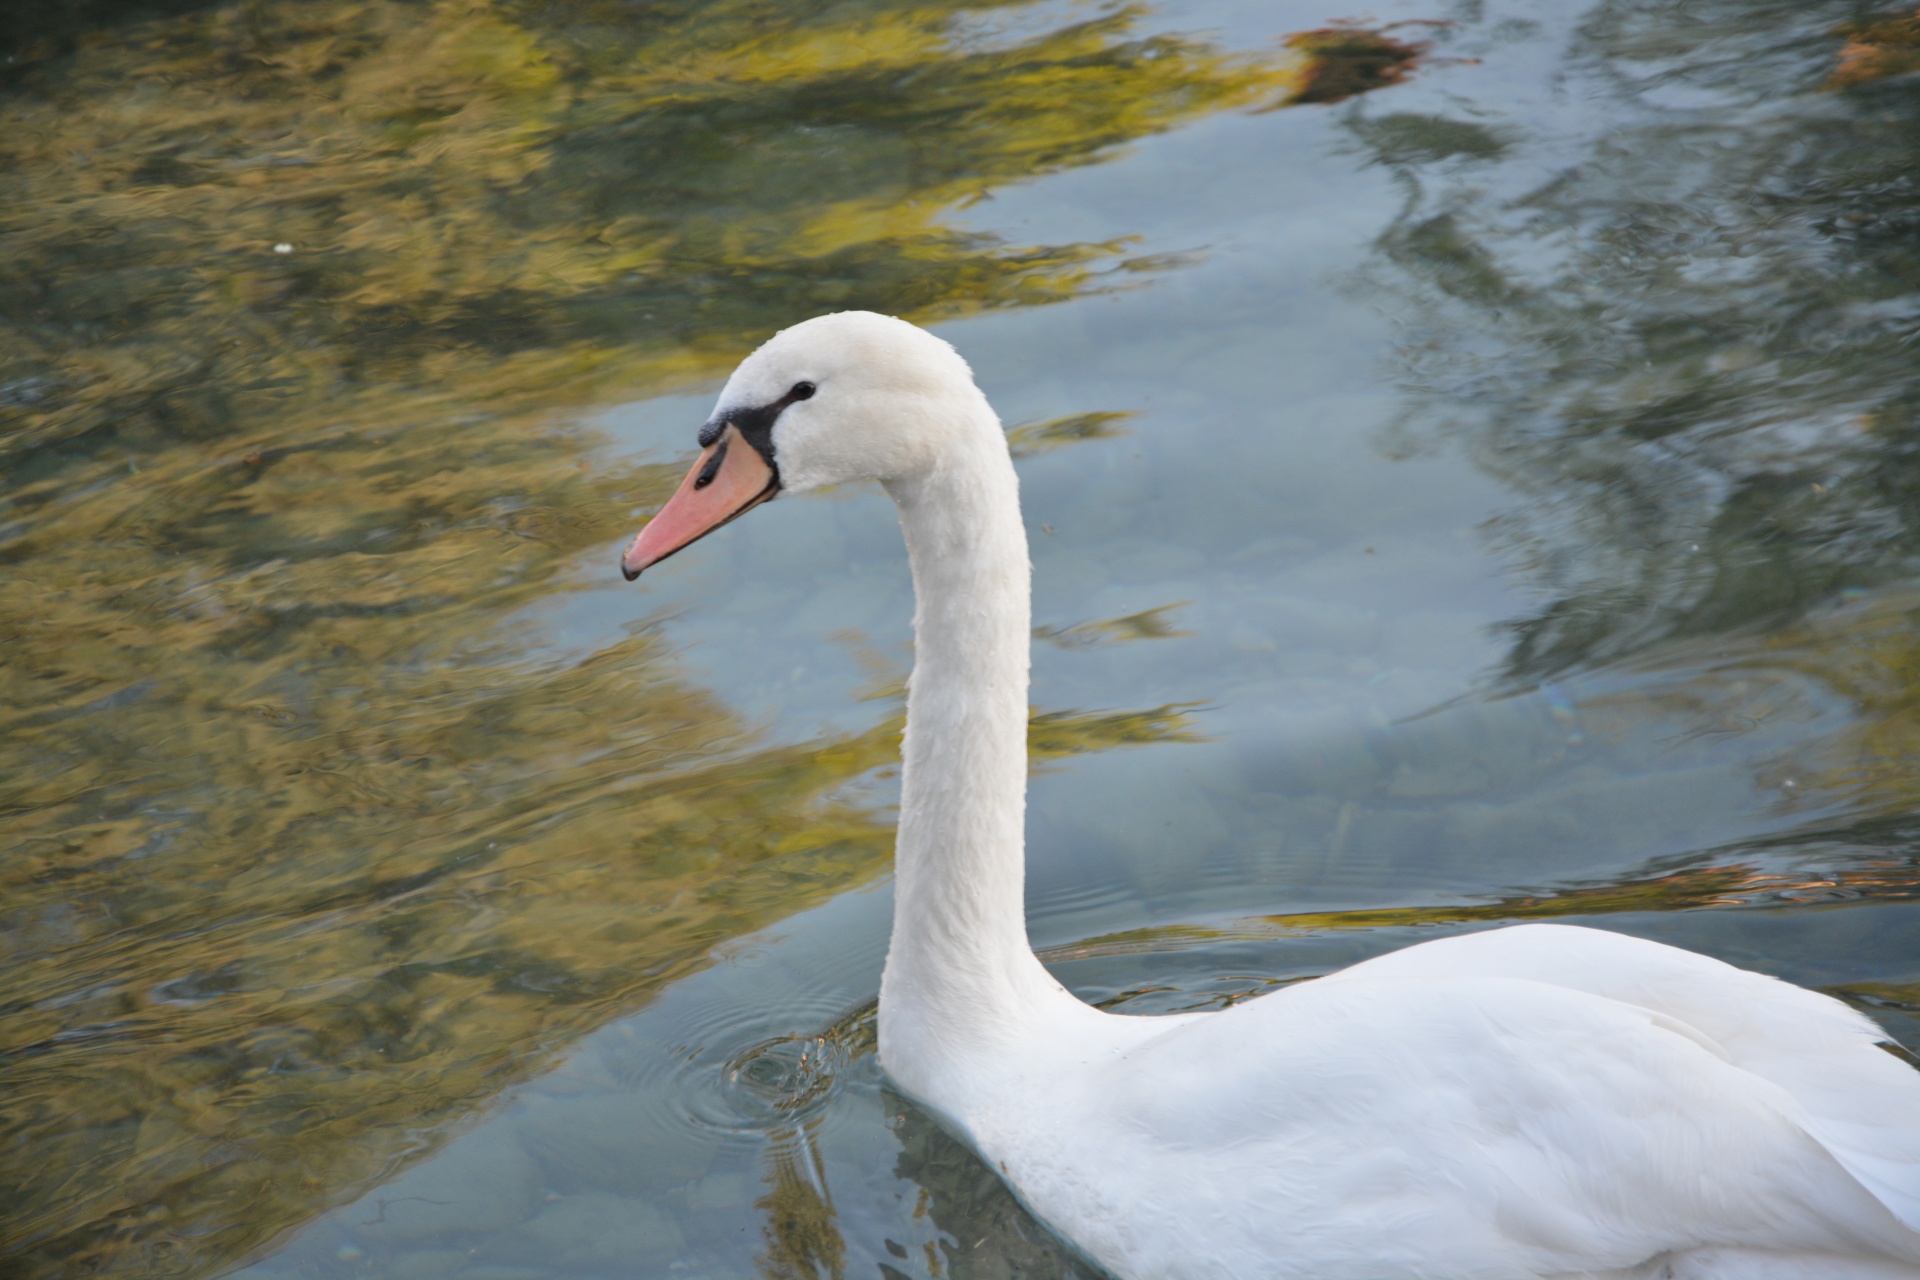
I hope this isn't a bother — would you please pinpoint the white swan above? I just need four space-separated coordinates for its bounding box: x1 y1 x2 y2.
621 311 1920 1280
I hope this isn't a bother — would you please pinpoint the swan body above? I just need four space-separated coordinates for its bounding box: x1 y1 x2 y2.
622 311 1920 1279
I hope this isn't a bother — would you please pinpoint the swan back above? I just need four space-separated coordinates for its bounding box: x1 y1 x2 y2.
1327 923 1920 1235
986 958 1920 1279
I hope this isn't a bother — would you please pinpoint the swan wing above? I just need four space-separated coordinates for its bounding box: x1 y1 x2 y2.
1013 974 1920 1280
1324 923 1920 1234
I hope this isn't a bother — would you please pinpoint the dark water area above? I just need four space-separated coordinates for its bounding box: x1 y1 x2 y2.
3 1 1920 1277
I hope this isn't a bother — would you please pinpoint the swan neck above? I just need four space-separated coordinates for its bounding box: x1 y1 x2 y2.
879 423 1060 1089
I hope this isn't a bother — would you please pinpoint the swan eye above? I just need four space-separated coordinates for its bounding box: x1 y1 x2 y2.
790 381 816 401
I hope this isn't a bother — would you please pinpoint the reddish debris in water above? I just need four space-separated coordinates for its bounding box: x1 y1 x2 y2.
1827 8 1920 89
1276 21 1441 106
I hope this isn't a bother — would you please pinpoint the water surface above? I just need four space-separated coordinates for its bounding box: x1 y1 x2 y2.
4 0 1920 1277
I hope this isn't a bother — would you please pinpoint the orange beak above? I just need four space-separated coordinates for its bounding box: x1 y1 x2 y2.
621 424 779 580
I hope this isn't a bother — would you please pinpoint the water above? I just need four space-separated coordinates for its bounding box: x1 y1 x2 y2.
3 0 1919 1276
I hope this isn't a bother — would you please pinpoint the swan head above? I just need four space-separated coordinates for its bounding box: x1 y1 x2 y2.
621 311 988 579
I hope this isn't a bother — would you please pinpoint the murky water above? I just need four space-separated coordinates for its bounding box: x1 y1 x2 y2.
5 0 1920 1276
